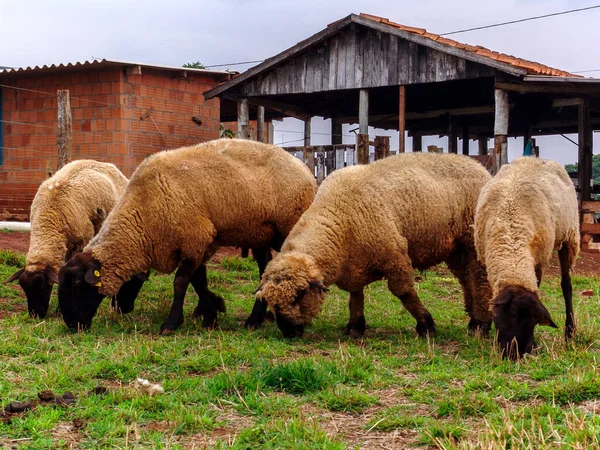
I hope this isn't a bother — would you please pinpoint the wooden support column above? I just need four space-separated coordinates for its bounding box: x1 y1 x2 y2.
494 89 509 171
332 118 343 145
357 89 370 164
57 89 72 169
237 98 249 139
374 136 390 160
398 85 406 152
267 122 274 144
478 136 488 155
462 125 469 155
256 105 265 143
412 133 422 152
448 119 458 154
303 118 312 172
578 99 593 201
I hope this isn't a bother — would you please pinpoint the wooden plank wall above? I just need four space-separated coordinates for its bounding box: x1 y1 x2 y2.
238 26 495 97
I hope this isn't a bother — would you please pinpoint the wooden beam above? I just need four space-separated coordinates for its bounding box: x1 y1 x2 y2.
398 85 406 153
448 119 458 154
359 89 369 135
412 134 422 152
578 99 593 201
462 125 469 155
256 105 265 143
245 97 310 122
581 223 600 234
496 81 600 95
356 134 369 164
494 88 509 169
57 89 72 169
332 118 343 145
478 136 488 156
552 98 584 108
304 119 312 147
237 98 249 139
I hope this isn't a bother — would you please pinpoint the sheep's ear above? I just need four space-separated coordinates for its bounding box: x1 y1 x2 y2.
84 267 102 286
492 287 514 306
533 301 558 328
4 268 24 284
309 280 329 292
45 267 58 285
254 282 265 296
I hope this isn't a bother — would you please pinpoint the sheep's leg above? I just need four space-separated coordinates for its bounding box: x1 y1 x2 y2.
387 269 435 338
447 245 492 336
535 265 543 287
244 246 273 329
344 290 366 338
558 245 576 340
160 260 198 335
191 265 225 329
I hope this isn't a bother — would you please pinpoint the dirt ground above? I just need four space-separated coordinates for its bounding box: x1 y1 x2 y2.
1 231 599 276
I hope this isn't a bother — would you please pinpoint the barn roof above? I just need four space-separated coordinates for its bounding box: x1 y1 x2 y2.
356 13 579 78
206 13 579 100
0 58 234 78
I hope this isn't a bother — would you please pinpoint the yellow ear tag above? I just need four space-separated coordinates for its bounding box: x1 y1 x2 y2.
94 282 102 287
94 270 100 277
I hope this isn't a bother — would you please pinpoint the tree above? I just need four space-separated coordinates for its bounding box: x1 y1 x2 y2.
183 61 206 69
565 154 600 198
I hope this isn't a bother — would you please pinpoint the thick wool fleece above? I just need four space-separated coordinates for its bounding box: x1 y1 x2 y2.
85 139 317 295
474 157 580 297
258 152 493 327
26 160 128 274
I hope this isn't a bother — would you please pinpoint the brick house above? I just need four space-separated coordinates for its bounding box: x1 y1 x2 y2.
0 59 233 218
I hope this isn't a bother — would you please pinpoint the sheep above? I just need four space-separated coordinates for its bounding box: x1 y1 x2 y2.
4 160 129 318
57 139 317 334
254 152 493 339
474 157 580 359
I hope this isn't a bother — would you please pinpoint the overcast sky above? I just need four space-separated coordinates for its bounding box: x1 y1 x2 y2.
2 0 599 164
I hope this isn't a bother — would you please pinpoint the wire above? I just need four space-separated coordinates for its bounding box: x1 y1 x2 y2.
203 60 264 68
572 68 600 74
440 5 600 36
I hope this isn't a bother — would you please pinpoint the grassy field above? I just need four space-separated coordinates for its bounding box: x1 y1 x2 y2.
0 248 599 449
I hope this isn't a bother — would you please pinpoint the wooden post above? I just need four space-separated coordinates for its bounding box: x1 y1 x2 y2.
256 106 265 143
523 124 532 155
356 134 369 165
462 125 469 155
398 85 406 153
303 118 311 168
332 118 343 145
494 89 509 170
57 89 72 169
448 119 458 154
359 89 369 135
578 99 593 202
412 134 422 152
267 122 274 144
304 119 311 147
374 136 390 160
237 98 249 139
478 136 488 155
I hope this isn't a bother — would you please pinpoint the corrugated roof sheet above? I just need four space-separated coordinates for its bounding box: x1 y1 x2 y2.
357 13 580 78
0 58 233 77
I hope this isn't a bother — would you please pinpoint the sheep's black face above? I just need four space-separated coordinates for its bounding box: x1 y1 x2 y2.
274 308 305 338
492 286 557 360
5 267 57 318
58 252 105 332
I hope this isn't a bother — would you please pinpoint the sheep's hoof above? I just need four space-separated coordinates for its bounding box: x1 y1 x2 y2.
565 324 576 340
344 316 366 338
159 327 174 336
416 313 436 338
468 319 491 337
244 314 265 329
160 317 183 335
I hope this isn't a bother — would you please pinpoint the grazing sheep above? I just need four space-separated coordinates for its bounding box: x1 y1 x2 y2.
474 157 580 359
5 160 129 318
255 152 493 339
57 139 317 333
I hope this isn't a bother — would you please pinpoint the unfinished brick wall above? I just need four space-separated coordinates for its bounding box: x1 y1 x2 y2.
0 67 223 217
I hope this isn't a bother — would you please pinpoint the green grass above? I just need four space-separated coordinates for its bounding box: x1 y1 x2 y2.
0 249 599 448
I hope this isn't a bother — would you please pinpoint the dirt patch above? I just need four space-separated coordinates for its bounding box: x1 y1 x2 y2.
0 231 30 253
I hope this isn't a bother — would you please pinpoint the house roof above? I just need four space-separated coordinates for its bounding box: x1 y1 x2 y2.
357 13 579 78
0 59 234 78
206 13 582 100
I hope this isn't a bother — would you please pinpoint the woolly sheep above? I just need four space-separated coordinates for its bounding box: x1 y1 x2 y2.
255 152 493 339
474 157 580 359
57 139 317 333
5 160 128 318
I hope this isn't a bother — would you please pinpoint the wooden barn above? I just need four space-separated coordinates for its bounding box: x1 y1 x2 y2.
206 13 600 251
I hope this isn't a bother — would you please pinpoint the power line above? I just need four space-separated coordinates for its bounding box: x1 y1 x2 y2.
203 60 264 68
572 68 600 74
440 4 600 36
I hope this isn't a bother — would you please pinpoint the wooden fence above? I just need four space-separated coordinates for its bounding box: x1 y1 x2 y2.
581 201 600 253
